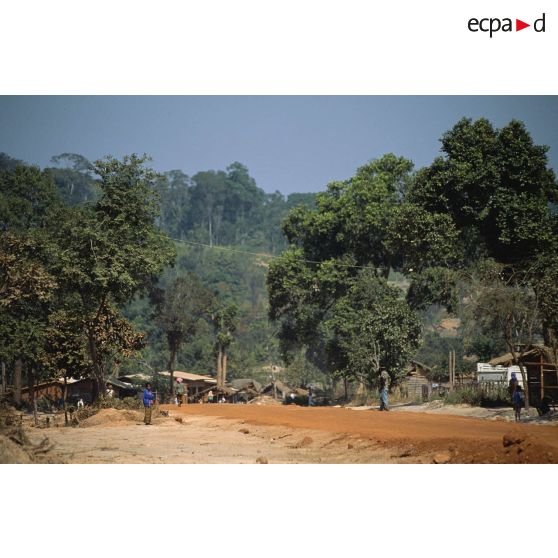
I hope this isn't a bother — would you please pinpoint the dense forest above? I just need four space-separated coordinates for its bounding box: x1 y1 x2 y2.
1 116 557 406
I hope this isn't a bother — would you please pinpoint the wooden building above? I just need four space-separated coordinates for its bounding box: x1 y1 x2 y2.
20 377 96 404
489 345 558 408
400 361 432 400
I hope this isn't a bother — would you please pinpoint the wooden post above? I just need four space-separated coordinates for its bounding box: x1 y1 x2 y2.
452 351 456 388
63 374 68 427
448 351 453 390
449 350 455 390
271 365 277 400
540 353 544 402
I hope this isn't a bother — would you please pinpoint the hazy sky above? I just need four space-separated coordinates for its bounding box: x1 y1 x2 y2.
1 96 557 194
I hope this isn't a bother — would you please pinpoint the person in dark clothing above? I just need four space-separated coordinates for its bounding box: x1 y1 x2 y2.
508 372 519 401
512 385 524 422
379 370 390 411
143 383 155 425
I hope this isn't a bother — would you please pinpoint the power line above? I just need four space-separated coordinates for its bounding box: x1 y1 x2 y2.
164 235 378 271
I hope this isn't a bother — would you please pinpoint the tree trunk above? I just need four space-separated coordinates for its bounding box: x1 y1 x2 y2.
509 344 530 412
222 349 228 386
1 361 6 395
216 345 223 388
168 348 177 398
14 358 23 405
28 369 38 427
87 328 105 401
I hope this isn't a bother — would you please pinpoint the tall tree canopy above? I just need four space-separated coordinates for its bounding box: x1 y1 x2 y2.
53 155 176 394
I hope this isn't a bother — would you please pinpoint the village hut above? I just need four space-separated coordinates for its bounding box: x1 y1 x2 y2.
400 361 432 400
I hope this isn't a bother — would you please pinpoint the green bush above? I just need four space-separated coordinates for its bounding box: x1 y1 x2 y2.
444 385 511 407
444 387 482 406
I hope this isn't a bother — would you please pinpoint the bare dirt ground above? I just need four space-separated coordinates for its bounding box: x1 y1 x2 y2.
23 403 558 464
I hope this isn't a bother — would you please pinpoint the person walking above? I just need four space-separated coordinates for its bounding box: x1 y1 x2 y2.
143 383 155 425
308 385 314 407
379 369 390 411
176 377 186 407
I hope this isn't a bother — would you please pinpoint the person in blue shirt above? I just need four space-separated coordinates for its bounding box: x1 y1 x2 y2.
143 383 156 425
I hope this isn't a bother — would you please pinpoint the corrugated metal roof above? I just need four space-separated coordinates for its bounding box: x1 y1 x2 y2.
106 377 137 390
157 370 217 383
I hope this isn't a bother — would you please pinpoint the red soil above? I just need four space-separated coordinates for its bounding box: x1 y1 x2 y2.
164 404 558 463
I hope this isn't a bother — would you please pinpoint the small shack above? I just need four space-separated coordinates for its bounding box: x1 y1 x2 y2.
401 361 432 400
261 380 305 401
488 345 558 408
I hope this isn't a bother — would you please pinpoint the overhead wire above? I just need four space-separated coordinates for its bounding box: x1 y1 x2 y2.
162 234 379 271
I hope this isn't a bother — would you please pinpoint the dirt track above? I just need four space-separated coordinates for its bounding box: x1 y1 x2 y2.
165 404 558 463
27 404 558 464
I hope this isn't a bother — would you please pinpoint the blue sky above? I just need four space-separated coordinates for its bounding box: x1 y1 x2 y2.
1 96 557 194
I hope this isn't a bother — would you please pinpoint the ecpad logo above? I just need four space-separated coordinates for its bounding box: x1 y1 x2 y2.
468 13 546 37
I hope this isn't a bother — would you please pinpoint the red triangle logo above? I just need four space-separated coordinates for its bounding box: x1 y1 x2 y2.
516 19 530 31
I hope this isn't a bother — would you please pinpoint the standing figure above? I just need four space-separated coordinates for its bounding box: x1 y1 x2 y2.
512 385 524 422
379 370 390 411
508 372 518 401
176 377 185 407
143 383 155 425
308 386 314 407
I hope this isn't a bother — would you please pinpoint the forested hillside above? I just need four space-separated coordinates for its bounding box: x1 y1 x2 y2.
0 151 318 400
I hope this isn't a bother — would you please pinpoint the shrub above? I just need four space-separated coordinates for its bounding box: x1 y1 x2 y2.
444 385 511 407
444 387 482 406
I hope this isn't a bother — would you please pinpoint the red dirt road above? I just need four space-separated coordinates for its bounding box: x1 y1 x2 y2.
165 404 558 463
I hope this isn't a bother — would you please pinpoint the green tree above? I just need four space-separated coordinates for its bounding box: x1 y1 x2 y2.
54 155 175 395
327 271 421 388
0 232 58 408
268 155 422 389
467 261 542 410
405 118 558 310
154 273 215 396
0 163 63 408
212 303 238 387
